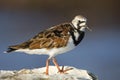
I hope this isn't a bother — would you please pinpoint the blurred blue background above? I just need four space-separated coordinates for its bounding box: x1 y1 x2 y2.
0 0 120 80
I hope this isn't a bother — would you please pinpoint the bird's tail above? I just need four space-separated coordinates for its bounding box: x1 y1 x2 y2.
4 41 32 53
4 45 18 53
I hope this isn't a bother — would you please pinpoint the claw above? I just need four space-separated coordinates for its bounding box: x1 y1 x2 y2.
52 57 73 74
58 66 73 73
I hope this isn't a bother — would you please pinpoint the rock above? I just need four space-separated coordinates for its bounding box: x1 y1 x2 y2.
0 66 98 80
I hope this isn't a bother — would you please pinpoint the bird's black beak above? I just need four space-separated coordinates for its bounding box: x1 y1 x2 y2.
85 25 92 31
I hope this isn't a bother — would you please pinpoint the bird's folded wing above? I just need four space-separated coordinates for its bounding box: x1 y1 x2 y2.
12 23 73 50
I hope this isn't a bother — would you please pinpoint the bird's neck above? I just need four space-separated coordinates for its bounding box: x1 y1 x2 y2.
80 27 86 32
72 20 78 29
69 23 85 46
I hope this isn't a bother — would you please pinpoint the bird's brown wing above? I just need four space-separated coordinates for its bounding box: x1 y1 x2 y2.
29 23 72 49
9 23 73 50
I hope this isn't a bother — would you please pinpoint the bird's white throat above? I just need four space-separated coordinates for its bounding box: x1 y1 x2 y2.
80 27 86 31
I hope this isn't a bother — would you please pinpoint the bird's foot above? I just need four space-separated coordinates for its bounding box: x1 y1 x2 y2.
58 66 73 74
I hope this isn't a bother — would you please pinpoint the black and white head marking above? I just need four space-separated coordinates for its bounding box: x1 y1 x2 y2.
72 15 87 31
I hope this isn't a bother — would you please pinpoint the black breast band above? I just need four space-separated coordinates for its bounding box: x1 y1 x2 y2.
70 29 85 46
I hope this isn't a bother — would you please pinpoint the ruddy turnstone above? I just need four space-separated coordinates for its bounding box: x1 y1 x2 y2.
5 15 91 75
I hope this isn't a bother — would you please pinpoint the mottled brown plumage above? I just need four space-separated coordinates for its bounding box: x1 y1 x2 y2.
8 23 74 51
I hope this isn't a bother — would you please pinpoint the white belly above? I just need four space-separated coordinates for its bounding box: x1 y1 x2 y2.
15 36 75 59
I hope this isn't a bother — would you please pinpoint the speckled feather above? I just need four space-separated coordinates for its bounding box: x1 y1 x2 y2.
9 23 75 50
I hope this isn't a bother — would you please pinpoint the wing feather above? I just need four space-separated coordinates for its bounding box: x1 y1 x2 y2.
9 23 73 50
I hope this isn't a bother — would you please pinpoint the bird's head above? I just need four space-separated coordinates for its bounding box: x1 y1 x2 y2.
72 15 92 31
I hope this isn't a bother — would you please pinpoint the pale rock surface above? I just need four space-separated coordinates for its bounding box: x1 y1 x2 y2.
0 66 98 80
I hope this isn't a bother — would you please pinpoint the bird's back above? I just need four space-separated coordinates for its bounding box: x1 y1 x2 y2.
6 23 74 53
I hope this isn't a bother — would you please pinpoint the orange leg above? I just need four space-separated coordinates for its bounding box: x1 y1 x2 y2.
52 57 61 72
46 59 50 75
52 57 73 73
